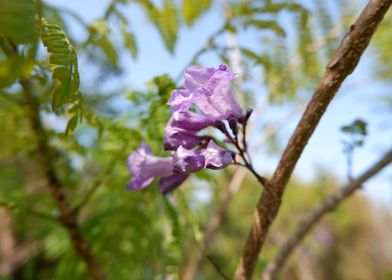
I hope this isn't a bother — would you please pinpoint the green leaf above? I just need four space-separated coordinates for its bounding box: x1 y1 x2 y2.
49 54 73 65
0 56 25 89
38 19 83 136
182 0 212 26
52 80 72 111
244 19 286 37
122 29 138 58
138 0 179 53
341 119 367 136
65 115 78 137
265 3 306 13
240 48 261 64
52 66 71 81
0 0 36 44
47 45 71 54
93 37 118 66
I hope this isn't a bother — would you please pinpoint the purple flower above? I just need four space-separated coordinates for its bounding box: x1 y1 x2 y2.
168 89 192 112
163 125 203 151
158 173 189 194
172 146 205 173
127 142 172 190
126 65 248 193
202 140 233 169
168 64 244 121
170 110 212 131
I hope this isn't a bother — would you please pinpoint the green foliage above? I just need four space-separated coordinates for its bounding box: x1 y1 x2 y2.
228 0 325 102
1 1 391 280
121 26 138 59
0 0 36 44
202 175 392 279
39 18 83 136
341 118 367 149
138 0 179 53
127 74 175 150
244 19 286 37
372 9 392 82
88 20 119 67
182 0 212 26
315 0 336 59
0 55 26 89
296 10 321 81
341 119 367 138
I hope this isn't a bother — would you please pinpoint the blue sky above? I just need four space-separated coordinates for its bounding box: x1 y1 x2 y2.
45 0 392 206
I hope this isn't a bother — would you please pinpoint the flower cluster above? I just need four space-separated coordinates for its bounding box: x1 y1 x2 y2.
127 64 250 193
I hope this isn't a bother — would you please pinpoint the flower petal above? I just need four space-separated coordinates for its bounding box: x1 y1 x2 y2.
126 142 173 190
167 88 193 111
164 125 202 150
173 64 244 122
193 67 242 121
172 146 205 173
202 140 233 169
184 66 216 90
170 110 212 131
158 173 189 194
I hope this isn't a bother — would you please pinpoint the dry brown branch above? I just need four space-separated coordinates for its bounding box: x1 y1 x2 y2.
233 1 392 278
260 148 392 280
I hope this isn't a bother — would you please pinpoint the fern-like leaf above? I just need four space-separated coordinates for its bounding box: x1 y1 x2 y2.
39 19 82 136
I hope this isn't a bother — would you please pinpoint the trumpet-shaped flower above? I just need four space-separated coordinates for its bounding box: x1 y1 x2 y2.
202 140 234 169
126 142 172 190
126 65 246 194
168 64 244 121
163 125 203 151
170 110 212 131
158 173 189 194
172 146 205 173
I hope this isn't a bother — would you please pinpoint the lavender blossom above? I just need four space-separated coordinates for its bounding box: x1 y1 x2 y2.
202 140 234 169
168 64 244 121
168 88 192 111
126 65 251 194
170 110 212 131
127 142 172 190
158 173 189 194
163 125 203 151
172 146 205 173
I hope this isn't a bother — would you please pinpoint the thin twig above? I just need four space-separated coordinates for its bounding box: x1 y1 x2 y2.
206 254 231 280
260 148 392 280
234 1 392 279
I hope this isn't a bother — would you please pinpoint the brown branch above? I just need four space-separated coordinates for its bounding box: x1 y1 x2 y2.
261 148 392 280
233 1 392 279
0 39 107 280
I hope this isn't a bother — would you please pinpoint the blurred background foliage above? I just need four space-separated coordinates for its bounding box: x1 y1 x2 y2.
0 0 391 279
